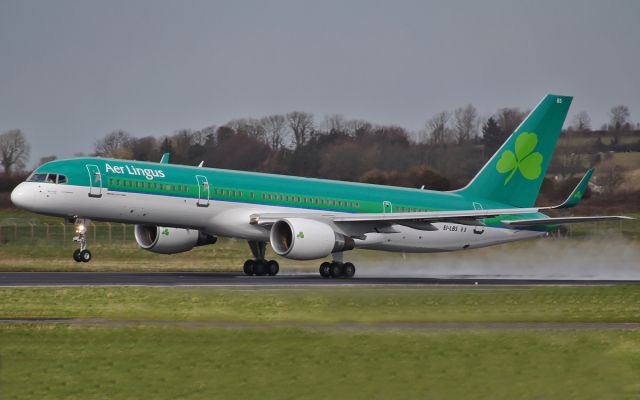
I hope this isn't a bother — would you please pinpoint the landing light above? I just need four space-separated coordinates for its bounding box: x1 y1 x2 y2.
76 224 87 234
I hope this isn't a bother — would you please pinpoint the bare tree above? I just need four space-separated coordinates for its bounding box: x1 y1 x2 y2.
453 104 478 144
286 111 314 148
323 114 347 134
260 115 287 150
609 105 631 131
346 119 372 136
0 129 30 176
422 111 451 145
226 118 266 142
571 111 591 132
38 155 57 166
495 108 527 136
95 130 133 157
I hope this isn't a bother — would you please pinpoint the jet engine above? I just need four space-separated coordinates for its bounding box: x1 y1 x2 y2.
270 218 354 260
134 225 217 254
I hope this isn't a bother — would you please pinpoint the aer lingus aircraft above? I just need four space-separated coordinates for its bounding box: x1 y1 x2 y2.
10 94 632 278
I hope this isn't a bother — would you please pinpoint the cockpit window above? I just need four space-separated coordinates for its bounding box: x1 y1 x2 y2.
27 173 68 184
27 173 48 182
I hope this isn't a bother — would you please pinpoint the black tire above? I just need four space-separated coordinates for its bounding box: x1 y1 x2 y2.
80 249 92 263
73 249 82 262
253 260 267 276
267 260 280 276
319 262 331 278
243 260 254 276
329 262 344 278
343 262 356 278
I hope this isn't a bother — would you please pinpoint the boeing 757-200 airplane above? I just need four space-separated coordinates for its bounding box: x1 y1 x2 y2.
10 95 632 278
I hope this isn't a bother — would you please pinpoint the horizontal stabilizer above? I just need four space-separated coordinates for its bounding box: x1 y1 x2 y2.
551 168 594 209
502 216 633 227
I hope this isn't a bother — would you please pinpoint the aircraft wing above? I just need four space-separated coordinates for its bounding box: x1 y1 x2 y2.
501 216 633 227
250 207 540 226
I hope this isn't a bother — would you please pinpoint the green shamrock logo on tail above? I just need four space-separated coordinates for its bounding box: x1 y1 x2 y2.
496 132 543 185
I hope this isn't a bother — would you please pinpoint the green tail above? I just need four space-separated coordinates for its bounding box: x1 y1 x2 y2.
456 94 572 207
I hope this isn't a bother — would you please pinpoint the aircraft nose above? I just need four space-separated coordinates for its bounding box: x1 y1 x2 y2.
10 183 32 210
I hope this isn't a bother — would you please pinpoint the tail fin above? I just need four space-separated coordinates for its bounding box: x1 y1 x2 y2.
456 94 572 207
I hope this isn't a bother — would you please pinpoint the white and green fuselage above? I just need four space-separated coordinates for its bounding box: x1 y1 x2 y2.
13 157 545 253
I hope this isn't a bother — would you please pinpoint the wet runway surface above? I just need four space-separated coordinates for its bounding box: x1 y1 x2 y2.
1 272 640 287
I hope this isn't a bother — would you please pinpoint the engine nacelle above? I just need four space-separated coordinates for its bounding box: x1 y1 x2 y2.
270 218 354 260
134 225 217 254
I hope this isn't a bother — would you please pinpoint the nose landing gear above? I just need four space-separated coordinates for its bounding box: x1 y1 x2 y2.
72 219 92 263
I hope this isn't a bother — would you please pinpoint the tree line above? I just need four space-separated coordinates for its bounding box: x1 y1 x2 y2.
1 105 637 196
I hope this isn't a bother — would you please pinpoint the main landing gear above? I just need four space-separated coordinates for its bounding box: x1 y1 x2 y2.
72 219 92 263
243 241 279 276
319 252 356 278
319 261 356 278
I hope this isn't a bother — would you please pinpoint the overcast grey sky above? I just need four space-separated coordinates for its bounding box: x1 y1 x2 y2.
1 0 638 165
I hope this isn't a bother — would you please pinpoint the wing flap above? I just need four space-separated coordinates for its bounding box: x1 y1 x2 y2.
250 207 540 226
502 216 633 227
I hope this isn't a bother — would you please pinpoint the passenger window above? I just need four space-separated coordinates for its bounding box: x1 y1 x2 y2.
58 175 68 184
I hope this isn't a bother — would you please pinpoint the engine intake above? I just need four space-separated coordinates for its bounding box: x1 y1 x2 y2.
134 225 216 254
270 218 354 260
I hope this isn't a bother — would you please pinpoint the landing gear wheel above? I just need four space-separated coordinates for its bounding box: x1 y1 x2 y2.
343 262 356 278
253 260 267 276
79 249 92 263
243 260 254 276
73 249 82 262
319 262 331 278
330 262 344 278
267 260 280 276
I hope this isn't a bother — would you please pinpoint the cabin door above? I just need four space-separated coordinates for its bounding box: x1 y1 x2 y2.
472 202 485 234
196 175 210 207
383 200 393 213
86 164 103 198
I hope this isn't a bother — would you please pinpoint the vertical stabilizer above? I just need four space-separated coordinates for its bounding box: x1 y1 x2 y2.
455 94 572 207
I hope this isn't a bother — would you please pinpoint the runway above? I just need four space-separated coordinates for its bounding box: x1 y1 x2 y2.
1 272 640 287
